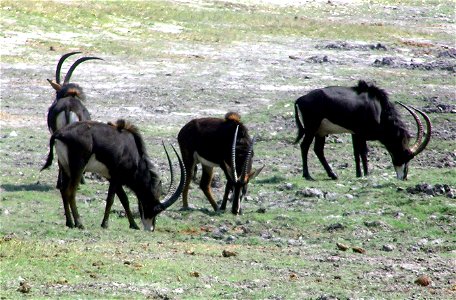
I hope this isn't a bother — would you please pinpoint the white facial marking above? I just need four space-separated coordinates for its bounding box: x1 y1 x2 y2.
85 155 110 179
142 218 153 232
395 165 406 180
194 152 219 168
316 118 354 136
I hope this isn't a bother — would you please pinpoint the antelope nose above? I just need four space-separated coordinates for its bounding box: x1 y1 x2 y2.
142 218 154 232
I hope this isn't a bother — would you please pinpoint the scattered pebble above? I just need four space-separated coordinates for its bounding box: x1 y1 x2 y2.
382 244 395 252
189 271 200 278
352 246 366 254
336 242 349 251
17 281 31 293
326 223 345 231
222 250 237 257
415 275 432 286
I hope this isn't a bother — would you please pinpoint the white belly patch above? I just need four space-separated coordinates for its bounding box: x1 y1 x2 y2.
55 140 70 175
85 155 111 179
55 140 110 179
194 152 219 168
316 118 354 136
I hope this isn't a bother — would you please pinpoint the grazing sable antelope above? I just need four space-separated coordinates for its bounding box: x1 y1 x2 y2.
178 112 263 214
41 119 185 231
46 51 102 133
294 80 431 180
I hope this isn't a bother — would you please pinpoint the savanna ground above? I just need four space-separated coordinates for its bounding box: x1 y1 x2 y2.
0 0 455 299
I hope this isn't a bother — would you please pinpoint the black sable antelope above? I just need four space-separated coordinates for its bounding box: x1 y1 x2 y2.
46 52 102 189
46 51 102 133
177 112 263 214
294 80 431 180
41 119 185 231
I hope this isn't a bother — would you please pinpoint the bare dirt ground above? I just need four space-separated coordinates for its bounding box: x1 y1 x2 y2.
1 0 455 299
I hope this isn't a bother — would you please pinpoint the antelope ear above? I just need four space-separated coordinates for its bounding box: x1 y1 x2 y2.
248 165 265 180
47 79 61 91
224 162 235 182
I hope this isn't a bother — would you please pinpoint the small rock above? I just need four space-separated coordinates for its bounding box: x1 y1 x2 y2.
344 194 354 200
415 275 432 286
324 192 339 201
284 183 294 190
326 223 345 231
189 271 200 277
364 220 384 228
256 208 266 213
297 188 324 198
222 250 237 257
226 235 236 242
352 246 366 254
289 273 298 280
184 250 195 255
382 244 395 252
17 281 31 293
336 242 349 251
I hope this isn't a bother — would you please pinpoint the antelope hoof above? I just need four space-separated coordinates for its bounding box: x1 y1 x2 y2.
304 175 315 181
101 221 109 229
330 174 338 180
66 221 75 228
180 205 194 211
76 223 85 230
231 209 242 215
130 223 140 230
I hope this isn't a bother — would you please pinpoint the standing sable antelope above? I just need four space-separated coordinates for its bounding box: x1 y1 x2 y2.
41 119 185 231
46 51 102 133
294 80 432 180
178 112 263 214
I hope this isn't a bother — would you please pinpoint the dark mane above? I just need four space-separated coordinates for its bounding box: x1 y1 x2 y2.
109 119 148 158
56 83 86 101
225 111 241 123
353 80 389 106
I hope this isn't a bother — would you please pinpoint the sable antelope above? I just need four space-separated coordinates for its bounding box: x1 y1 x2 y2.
41 119 185 231
294 80 431 180
46 51 102 133
46 52 102 188
177 112 263 214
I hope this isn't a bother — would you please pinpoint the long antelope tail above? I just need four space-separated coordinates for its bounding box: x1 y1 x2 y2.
41 135 57 171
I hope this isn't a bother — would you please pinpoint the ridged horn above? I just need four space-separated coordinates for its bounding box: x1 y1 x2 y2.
63 57 103 84
396 102 424 153
409 106 432 156
231 125 239 181
240 136 256 183
55 51 81 84
159 144 186 210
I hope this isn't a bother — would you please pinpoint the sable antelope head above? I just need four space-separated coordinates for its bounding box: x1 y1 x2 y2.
225 125 264 214
392 102 432 180
47 51 102 100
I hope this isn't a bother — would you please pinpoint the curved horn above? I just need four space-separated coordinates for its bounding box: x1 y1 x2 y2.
159 144 186 210
63 57 103 84
409 106 432 157
396 102 424 153
240 136 256 183
55 51 82 84
231 125 239 181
